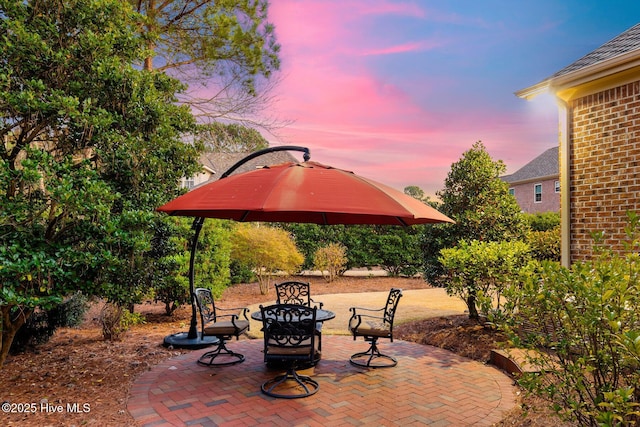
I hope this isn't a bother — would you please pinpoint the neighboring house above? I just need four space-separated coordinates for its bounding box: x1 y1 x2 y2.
516 23 640 266
501 146 560 214
180 150 300 189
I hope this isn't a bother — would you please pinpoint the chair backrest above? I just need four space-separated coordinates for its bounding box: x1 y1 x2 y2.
383 288 403 329
260 304 318 363
274 281 312 306
194 287 217 327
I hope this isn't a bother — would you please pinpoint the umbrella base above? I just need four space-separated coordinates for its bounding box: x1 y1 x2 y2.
163 332 219 349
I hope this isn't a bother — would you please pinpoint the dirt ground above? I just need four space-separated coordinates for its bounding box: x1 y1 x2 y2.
0 275 566 426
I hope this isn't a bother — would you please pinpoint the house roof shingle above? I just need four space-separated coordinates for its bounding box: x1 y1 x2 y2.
516 23 640 99
501 146 558 184
548 23 640 80
198 150 300 184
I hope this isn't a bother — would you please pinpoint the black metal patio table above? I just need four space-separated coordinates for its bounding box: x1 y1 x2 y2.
250 308 336 323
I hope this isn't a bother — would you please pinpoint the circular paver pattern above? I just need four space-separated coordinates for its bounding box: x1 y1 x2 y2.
128 336 516 426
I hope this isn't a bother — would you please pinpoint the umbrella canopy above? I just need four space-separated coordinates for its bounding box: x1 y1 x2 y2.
157 161 453 226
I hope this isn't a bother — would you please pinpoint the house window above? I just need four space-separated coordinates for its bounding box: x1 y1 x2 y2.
508 188 515 196
555 180 560 193
182 177 195 189
534 184 542 203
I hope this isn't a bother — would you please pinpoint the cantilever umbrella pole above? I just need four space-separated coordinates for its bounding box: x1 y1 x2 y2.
164 146 311 348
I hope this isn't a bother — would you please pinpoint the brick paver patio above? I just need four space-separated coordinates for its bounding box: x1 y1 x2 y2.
128 336 516 426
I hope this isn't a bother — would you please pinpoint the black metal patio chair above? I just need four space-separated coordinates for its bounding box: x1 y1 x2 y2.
348 288 403 368
260 304 320 398
274 281 324 309
194 287 250 367
275 280 324 349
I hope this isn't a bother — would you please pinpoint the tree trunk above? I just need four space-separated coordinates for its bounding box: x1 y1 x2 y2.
466 293 479 320
0 305 31 368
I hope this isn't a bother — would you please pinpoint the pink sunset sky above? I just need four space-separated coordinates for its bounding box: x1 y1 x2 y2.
257 0 640 198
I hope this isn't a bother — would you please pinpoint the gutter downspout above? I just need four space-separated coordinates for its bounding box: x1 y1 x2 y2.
557 97 571 268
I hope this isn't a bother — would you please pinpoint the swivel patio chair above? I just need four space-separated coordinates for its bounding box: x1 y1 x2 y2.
275 280 324 349
260 304 320 398
348 288 403 368
274 281 323 309
194 287 250 367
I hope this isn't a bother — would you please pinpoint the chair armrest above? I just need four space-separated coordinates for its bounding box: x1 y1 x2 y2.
217 306 249 321
349 306 384 315
210 312 249 331
310 298 323 309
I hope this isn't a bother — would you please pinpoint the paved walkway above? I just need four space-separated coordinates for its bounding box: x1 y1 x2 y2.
128 336 517 426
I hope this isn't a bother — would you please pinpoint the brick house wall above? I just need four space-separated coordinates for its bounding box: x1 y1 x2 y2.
569 80 640 262
508 179 559 213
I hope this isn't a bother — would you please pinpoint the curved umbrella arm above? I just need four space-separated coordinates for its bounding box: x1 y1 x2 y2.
220 146 310 179
186 147 311 340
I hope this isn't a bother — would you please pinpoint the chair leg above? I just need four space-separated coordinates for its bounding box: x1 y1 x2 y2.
349 337 397 368
197 339 245 367
261 367 319 399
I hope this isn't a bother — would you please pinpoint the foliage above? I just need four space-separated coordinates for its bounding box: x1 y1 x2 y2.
147 217 190 315
281 223 422 275
9 292 89 354
195 122 269 153
421 141 527 287
229 260 256 284
194 219 233 297
149 217 232 314
313 243 348 283
502 212 640 426
439 239 530 319
280 224 354 269
99 302 145 341
131 0 281 127
230 224 303 294
526 227 561 262
375 226 423 277
0 0 202 366
404 185 438 207
523 211 560 232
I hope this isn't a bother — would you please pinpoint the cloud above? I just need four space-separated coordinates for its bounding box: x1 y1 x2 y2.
265 0 558 197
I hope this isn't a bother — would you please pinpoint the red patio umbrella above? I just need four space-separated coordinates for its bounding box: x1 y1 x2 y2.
157 160 453 226
157 146 453 348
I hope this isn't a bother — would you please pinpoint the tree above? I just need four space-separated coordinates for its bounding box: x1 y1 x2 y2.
195 122 269 153
130 0 282 128
313 243 347 283
230 224 303 294
421 141 527 289
0 0 201 366
404 185 435 206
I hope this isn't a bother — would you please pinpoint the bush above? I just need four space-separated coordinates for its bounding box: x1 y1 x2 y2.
439 239 530 320
526 227 560 261
313 243 348 282
502 212 640 426
100 303 145 341
229 260 256 284
230 224 304 294
523 211 560 232
9 292 89 354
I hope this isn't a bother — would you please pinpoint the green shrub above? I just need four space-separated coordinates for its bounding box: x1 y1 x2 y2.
439 239 530 320
229 260 256 284
502 212 640 426
523 211 560 231
9 292 89 354
526 227 561 261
